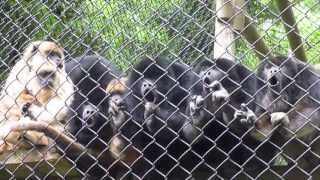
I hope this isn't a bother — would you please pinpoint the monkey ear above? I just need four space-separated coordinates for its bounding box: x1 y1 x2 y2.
31 45 39 54
43 35 53 42
24 44 40 71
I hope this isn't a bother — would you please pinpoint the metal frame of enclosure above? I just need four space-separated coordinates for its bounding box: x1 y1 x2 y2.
0 0 320 179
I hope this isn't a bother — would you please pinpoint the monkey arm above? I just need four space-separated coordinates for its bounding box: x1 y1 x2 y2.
10 121 113 177
27 96 71 124
145 104 194 143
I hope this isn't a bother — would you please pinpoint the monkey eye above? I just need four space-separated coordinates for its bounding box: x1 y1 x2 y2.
47 51 61 58
31 45 39 54
38 71 55 79
47 51 63 68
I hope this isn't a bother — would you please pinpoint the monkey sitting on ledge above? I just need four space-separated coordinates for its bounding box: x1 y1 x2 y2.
0 41 74 153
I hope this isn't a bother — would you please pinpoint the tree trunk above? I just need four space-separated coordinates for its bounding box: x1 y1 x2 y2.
213 0 236 61
213 0 271 61
240 16 271 60
275 0 307 61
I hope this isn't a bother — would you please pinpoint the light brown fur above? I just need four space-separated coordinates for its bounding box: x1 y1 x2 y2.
105 77 127 94
0 41 74 153
105 78 141 165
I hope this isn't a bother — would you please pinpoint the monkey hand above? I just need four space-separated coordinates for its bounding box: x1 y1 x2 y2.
144 102 158 119
189 95 204 117
270 112 290 126
208 81 230 105
21 102 32 117
234 103 256 127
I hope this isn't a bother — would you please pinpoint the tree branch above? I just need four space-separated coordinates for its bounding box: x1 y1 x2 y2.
275 0 307 61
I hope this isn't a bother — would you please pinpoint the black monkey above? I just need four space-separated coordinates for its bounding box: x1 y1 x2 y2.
239 56 320 177
187 57 278 178
65 55 144 179
189 57 258 136
65 55 121 149
108 56 205 179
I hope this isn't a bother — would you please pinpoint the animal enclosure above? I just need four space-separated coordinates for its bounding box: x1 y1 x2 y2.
1 0 320 179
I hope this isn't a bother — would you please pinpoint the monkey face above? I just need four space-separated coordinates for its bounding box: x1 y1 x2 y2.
23 41 66 91
200 67 225 87
81 104 99 128
264 66 281 90
141 79 158 103
260 57 298 93
199 67 229 106
107 91 143 135
108 94 128 131
37 70 57 88
263 65 295 95
25 41 64 70
68 102 113 149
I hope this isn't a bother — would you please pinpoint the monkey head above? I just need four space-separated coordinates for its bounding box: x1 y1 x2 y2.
73 101 113 150
258 56 298 90
257 56 300 109
106 78 139 134
193 59 230 112
22 41 65 91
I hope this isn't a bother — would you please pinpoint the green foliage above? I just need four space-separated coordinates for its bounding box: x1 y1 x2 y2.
79 0 177 70
239 0 320 68
1 0 320 71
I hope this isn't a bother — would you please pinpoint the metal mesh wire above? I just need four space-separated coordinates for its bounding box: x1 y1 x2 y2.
1 0 320 179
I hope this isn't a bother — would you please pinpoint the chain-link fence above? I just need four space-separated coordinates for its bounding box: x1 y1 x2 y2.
1 0 320 179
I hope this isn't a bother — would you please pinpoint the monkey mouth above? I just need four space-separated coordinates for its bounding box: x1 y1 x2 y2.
42 80 53 87
144 91 156 102
203 77 211 86
39 81 54 90
143 88 157 103
268 76 279 87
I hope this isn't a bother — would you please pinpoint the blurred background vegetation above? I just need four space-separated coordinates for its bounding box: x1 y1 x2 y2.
1 0 320 73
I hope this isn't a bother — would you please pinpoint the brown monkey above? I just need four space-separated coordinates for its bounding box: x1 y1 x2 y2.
0 41 74 152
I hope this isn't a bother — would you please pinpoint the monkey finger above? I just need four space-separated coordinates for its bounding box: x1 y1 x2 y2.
240 103 248 112
234 110 245 117
240 118 249 125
